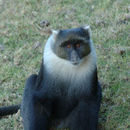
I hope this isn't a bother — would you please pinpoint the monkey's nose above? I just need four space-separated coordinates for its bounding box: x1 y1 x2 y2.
70 51 80 65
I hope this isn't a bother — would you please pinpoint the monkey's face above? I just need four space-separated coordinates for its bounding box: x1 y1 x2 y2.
51 26 92 65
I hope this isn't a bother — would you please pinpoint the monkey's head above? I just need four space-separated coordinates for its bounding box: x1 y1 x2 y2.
43 26 96 88
44 26 96 79
49 26 92 65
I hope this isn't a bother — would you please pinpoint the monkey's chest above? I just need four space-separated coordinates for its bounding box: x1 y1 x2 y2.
52 95 77 119
45 77 87 118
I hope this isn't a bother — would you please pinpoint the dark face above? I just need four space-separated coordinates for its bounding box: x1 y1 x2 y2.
52 27 91 65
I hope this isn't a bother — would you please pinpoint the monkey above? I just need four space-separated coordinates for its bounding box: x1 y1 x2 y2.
21 25 102 130
0 26 102 130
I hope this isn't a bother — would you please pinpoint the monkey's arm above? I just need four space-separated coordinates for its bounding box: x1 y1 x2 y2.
21 74 52 130
21 61 53 130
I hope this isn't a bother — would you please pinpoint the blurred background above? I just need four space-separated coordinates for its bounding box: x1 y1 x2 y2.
0 0 129 129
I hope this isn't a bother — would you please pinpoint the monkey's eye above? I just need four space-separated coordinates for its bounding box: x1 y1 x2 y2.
67 44 71 48
76 43 80 48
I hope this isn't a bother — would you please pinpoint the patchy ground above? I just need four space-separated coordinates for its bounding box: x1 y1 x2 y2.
0 0 129 129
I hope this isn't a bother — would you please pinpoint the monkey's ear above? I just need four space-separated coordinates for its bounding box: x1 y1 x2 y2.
83 25 92 39
51 29 59 40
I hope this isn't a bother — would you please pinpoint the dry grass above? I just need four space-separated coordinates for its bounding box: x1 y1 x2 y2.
0 0 130 129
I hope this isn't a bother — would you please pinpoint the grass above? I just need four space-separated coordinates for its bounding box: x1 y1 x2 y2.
0 0 129 129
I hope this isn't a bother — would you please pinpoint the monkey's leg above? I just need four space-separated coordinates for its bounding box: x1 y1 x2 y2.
67 101 99 130
21 74 52 130
59 84 101 130
75 101 99 130
59 99 100 130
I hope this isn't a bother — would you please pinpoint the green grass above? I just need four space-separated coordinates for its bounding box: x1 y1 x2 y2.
0 0 130 129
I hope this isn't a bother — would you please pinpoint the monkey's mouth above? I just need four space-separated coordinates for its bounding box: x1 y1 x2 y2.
71 61 80 65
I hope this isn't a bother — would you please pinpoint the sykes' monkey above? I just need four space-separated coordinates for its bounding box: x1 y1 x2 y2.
21 26 102 130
